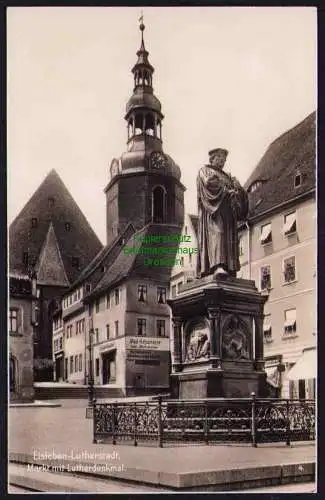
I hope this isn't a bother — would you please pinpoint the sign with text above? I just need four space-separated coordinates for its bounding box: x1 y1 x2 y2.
99 341 116 352
125 336 169 352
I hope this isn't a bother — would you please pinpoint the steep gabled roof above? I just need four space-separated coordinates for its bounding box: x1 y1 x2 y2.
9 169 103 284
69 222 136 292
245 111 316 218
87 223 182 299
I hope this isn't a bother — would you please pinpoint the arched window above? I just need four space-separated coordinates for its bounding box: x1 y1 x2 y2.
128 119 133 139
157 120 162 139
145 114 155 136
134 114 143 135
152 186 166 223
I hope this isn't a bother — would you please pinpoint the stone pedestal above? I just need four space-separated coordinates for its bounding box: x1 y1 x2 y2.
168 274 268 399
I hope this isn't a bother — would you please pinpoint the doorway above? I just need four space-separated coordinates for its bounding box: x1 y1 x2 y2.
10 355 16 392
102 351 116 384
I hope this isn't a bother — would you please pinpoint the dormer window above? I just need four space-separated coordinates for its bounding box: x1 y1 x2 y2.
65 222 71 232
294 172 302 188
48 197 54 209
31 218 38 228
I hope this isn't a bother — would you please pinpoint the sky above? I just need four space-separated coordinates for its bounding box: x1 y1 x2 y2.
7 6 316 245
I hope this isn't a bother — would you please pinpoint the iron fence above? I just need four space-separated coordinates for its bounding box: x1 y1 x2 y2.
93 395 315 447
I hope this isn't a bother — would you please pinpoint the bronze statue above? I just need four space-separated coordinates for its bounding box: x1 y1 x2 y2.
196 148 248 278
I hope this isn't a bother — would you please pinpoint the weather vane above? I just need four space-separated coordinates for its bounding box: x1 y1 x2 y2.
139 11 145 31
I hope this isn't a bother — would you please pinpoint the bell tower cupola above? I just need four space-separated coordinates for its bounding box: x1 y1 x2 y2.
125 16 164 152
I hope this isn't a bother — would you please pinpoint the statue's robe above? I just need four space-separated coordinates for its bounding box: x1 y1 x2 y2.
196 165 248 277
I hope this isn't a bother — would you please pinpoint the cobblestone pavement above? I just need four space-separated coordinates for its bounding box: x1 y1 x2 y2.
9 403 315 475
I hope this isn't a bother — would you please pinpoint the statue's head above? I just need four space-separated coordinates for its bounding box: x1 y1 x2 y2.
209 148 228 169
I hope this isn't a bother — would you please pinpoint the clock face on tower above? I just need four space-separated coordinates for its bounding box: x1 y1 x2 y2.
150 151 167 170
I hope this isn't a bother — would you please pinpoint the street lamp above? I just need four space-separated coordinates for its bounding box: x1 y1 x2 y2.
86 317 95 418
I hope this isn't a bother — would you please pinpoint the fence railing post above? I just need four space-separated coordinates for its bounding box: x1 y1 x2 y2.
286 399 291 446
204 400 209 445
158 396 163 448
112 402 117 446
92 402 97 444
251 392 257 447
133 403 137 447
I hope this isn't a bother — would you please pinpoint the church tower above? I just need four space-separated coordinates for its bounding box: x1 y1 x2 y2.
105 18 185 245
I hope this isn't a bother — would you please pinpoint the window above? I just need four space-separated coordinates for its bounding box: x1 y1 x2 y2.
70 356 74 374
48 197 54 208
283 212 297 236
106 292 110 309
185 226 188 235
263 314 272 343
95 358 100 377
137 318 146 336
115 288 120 306
72 257 79 269
95 328 99 344
157 320 166 337
23 252 29 266
138 285 147 302
74 355 78 372
81 319 85 333
294 172 302 188
95 298 100 313
31 217 38 228
177 281 183 294
180 257 184 267
189 253 193 265
9 309 18 333
157 287 166 304
79 354 82 372
260 223 272 245
69 296 72 305
283 256 296 283
64 358 68 379
59 337 63 350
260 265 271 290
65 222 71 231
105 324 110 340
171 285 177 298
284 308 297 335
114 320 119 337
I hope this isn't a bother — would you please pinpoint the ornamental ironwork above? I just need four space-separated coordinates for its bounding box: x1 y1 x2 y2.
93 397 315 447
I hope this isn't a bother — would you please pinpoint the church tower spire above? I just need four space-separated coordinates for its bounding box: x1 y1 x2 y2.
125 15 163 148
105 16 185 246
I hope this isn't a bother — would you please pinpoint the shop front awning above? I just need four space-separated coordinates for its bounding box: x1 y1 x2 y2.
286 347 317 381
265 366 281 388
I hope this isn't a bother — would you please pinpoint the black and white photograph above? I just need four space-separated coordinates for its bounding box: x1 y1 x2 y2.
7 6 316 493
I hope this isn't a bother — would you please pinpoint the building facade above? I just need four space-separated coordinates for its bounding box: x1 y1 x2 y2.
239 111 316 399
9 273 38 402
